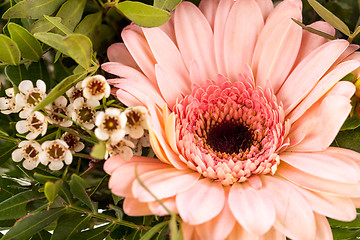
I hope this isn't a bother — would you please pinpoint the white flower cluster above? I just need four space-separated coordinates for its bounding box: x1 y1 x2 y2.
3 74 150 170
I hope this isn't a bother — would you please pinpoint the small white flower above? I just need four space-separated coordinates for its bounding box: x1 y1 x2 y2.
61 132 84 153
46 96 72 127
68 97 99 129
82 75 110 101
132 130 151 156
105 137 135 161
12 140 42 170
16 80 47 118
0 88 22 114
66 81 83 103
94 108 127 142
39 140 72 171
124 106 148 139
16 111 47 140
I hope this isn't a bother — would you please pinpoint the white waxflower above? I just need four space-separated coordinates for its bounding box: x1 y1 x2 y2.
82 75 110 101
68 97 99 130
39 140 72 171
0 88 22 114
124 106 148 139
94 108 127 142
105 137 135 161
12 140 42 170
16 80 47 118
16 111 47 140
61 132 84 153
66 81 83 103
132 130 151 156
46 96 72 127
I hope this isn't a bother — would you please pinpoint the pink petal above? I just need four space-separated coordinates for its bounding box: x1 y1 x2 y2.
148 197 178 216
287 61 360 123
259 228 286 240
279 150 360 183
223 0 264 81
155 64 189 108
294 21 335 66
165 112 180 154
107 43 138 68
143 27 191 98
103 155 127 175
122 24 157 83
132 168 200 202
181 222 198 240
174 1 218 80
198 0 220 30
262 175 316 240
252 0 302 92
277 162 360 197
314 213 333 240
108 156 171 197
254 0 273 20
294 185 356 221
276 40 349 114
213 0 234 75
123 197 153 216
288 88 354 151
176 178 225 225
228 182 275 235
194 189 236 240
343 51 360 77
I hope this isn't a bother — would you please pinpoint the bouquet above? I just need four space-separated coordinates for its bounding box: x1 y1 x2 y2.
1 0 360 239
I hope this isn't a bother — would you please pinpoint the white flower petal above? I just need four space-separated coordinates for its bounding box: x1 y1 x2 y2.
5 88 14 97
0 97 10 110
95 111 106 126
64 150 73 165
12 149 24 162
95 128 110 141
55 96 67 107
26 131 40 140
111 129 126 142
49 161 64 171
74 142 85 152
36 80 46 93
39 152 49 165
23 159 39 170
19 80 34 93
128 126 144 139
16 120 29 134
119 146 134 161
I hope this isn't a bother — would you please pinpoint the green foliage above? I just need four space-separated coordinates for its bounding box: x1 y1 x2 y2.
0 34 21 65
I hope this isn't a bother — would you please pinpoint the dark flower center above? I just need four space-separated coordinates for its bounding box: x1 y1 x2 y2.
127 111 141 126
47 144 65 159
206 121 254 155
63 133 78 150
27 92 43 106
25 145 38 158
88 80 105 95
78 107 95 123
31 116 43 130
103 116 119 132
72 89 83 100
52 108 67 123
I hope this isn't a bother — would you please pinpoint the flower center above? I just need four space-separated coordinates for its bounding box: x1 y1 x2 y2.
127 110 141 126
47 144 66 160
30 116 43 131
173 75 289 185
63 133 78 150
72 89 83 100
27 91 43 106
77 106 95 123
103 116 120 132
24 145 39 159
206 121 254 155
87 80 105 95
52 108 67 123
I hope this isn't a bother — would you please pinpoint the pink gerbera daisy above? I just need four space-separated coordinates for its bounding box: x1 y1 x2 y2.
102 0 360 239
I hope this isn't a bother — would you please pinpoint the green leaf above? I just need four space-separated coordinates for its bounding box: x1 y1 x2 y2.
30 17 62 34
0 34 21 65
341 112 360 130
332 228 360 240
5 64 29 86
30 230 52 240
154 0 181 11
8 23 43 61
55 0 86 31
0 143 19 167
44 180 63 203
1 208 66 240
307 0 351 36
34 32 68 55
31 71 87 112
2 0 66 19
329 217 360 229
140 221 168 240
116 1 171 28
90 141 106 160
70 174 96 212
332 126 360 153
63 34 92 69
291 18 336 40
33 172 60 184
69 223 115 240
74 12 102 37
58 182 73 204
51 213 91 240
43 15 72 36
0 191 43 220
